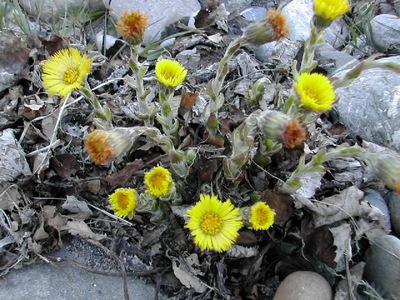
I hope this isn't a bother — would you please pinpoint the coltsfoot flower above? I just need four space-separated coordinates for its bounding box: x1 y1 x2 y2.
84 128 134 165
185 194 243 252
144 165 174 197
41 47 92 97
313 0 350 28
242 9 289 46
116 10 149 45
249 202 276 230
295 73 336 112
109 188 137 219
369 155 400 193
155 59 187 89
257 110 307 149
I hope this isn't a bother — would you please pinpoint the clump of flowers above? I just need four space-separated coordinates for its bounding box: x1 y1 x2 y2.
313 0 350 28
41 47 92 97
294 73 336 112
155 59 187 89
185 194 243 252
84 128 134 165
248 202 276 230
242 9 289 46
144 165 175 197
109 188 137 219
116 10 149 45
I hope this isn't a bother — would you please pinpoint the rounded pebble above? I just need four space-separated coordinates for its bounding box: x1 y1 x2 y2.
273 271 332 300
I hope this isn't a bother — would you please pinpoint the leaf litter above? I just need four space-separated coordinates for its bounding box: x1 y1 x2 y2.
0 1 398 299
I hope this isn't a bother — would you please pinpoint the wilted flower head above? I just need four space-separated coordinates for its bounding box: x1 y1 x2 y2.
369 155 400 193
144 165 174 197
185 194 243 252
116 10 149 45
41 47 92 97
242 9 289 46
249 202 276 230
313 0 350 28
295 73 336 112
109 188 137 219
155 59 187 89
257 110 307 149
84 128 134 165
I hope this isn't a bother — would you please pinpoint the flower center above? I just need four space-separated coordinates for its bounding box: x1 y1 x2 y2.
200 213 222 235
63 68 79 85
118 194 129 209
254 208 268 224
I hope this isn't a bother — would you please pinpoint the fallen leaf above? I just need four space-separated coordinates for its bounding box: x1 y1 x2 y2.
61 195 92 218
171 257 207 293
101 160 144 185
49 153 79 179
262 190 293 225
61 220 105 241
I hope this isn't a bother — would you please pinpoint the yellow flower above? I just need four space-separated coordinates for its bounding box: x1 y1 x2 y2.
370 155 400 194
144 165 174 197
41 47 92 97
314 0 350 27
116 10 149 45
295 73 335 112
109 188 137 219
242 9 289 46
185 194 243 252
249 202 276 230
155 59 187 89
84 128 133 165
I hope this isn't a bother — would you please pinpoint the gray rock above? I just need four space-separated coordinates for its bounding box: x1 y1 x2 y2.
0 33 30 93
0 129 31 181
370 14 400 53
109 0 201 45
315 43 359 75
365 189 391 231
281 0 348 48
218 0 253 13
19 0 105 21
363 235 400 299
387 192 400 235
273 271 332 300
335 56 400 152
240 6 267 22
254 38 302 65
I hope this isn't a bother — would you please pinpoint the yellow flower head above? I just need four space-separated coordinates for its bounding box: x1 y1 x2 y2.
109 188 137 219
185 194 243 252
371 155 400 194
314 0 350 27
243 9 289 46
155 59 187 89
41 47 92 97
144 165 174 197
84 128 133 165
116 10 149 45
249 202 276 230
295 73 336 112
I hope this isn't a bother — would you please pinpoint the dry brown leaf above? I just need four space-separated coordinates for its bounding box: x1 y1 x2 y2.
171 257 207 293
262 190 293 225
61 220 105 241
61 195 92 218
49 153 79 179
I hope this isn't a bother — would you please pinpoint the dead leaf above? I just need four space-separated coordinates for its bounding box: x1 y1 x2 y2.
49 153 79 178
198 158 219 182
171 257 207 293
227 245 258 258
236 230 257 246
61 220 105 241
262 190 293 225
329 223 352 264
101 160 144 185
61 195 92 218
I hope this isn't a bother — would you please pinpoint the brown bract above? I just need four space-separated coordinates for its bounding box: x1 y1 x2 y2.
267 9 290 40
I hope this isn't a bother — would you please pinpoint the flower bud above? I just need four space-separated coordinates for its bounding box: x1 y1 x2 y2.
116 10 149 45
369 155 400 193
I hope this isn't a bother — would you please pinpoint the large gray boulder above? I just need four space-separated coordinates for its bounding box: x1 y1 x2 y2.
370 14 400 53
335 56 400 152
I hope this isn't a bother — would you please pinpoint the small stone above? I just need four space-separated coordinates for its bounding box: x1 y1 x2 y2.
315 43 359 75
387 192 400 236
370 14 400 53
365 190 391 232
363 235 400 299
273 271 332 300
